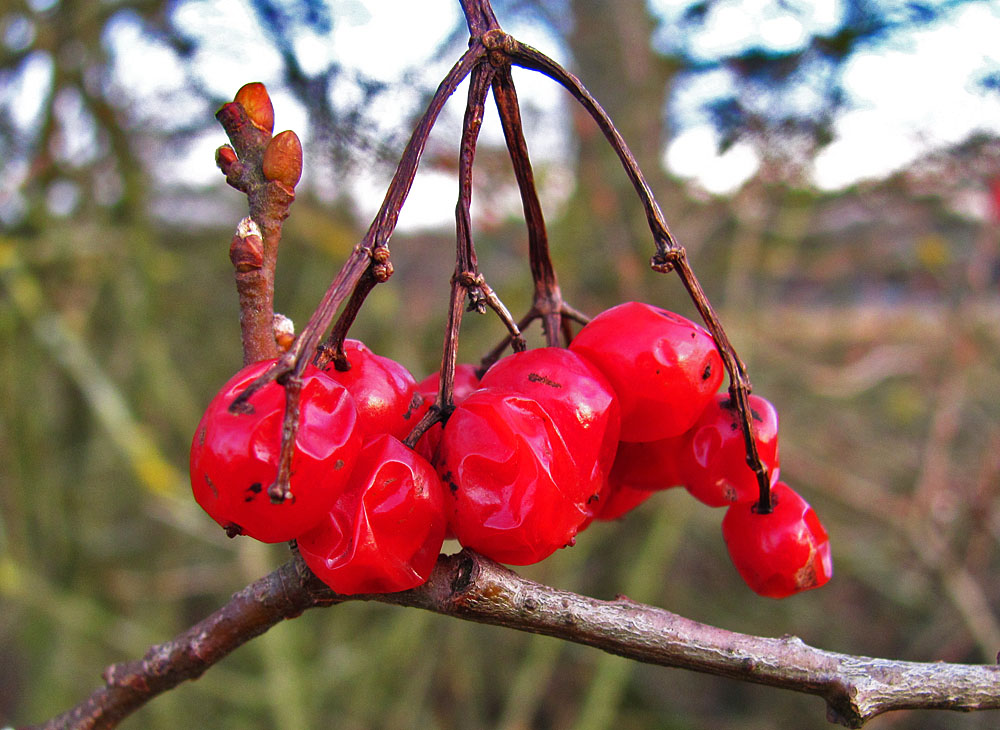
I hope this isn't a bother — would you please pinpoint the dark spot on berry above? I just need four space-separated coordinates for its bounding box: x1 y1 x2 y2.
690 332 696 338
441 470 459 493
334 459 345 470
730 422 738 431
224 523 243 538
198 427 206 446
528 372 562 388
702 363 712 380
244 482 263 502
751 408 764 422
587 493 600 504
204 475 218 499
655 369 661 375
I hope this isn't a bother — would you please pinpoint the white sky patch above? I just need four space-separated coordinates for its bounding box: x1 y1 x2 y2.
329 0 459 83
651 0 842 58
665 126 759 195
171 0 284 95
812 2 1000 189
83 0 1000 211
2 49 52 131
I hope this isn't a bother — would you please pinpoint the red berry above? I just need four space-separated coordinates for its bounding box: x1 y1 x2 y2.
413 363 481 461
416 363 482 405
321 339 424 440
591 482 655 522
721 482 833 598
190 359 361 543
680 394 780 507
436 387 596 565
297 434 447 595
608 437 685 492
479 347 620 506
569 301 723 441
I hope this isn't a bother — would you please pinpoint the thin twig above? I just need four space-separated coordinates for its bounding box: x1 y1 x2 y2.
500 32 771 509
225 41 488 500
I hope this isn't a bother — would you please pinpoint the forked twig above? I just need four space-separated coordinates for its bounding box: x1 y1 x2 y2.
498 32 772 508
227 40 487 501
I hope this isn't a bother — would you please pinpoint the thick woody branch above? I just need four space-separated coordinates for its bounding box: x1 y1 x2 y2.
34 551 1000 730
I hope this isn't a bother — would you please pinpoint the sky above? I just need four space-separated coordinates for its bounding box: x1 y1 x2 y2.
5 0 1000 228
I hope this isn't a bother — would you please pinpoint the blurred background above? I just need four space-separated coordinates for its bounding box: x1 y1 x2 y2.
2 0 1000 728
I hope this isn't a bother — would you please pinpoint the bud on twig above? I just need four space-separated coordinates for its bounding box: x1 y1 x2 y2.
262 130 303 189
273 313 295 352
216 145 238 167
230 217 264 272
234 82 275 135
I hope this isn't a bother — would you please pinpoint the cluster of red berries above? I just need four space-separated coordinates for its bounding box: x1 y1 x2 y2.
190 302 832 598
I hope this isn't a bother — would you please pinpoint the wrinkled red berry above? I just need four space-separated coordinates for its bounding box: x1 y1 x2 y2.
297 434 447 595
569 301 723 441
190 359 361 543
416 363 482 405
721 482 833 598
322 339 423 440
479 347 620 509
608 436 685 492
680 394 780 507
436 387 597 565
413 363 481 461
591 481 655 522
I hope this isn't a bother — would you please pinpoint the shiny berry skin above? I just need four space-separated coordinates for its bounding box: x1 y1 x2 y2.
190 359 361 543
436 387 596 565
321 339 424 440
416 363 482 405
479 347 620 507
569 302 723 441
721 482 833 598
608 436 685 492
297 434 447 595
590 482 655 522
413 363 481 461
680 394 780 507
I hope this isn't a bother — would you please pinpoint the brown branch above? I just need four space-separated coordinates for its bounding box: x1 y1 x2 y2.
33 551 1000 730
491 65 566 347
224 41 488 501
215 98 299 366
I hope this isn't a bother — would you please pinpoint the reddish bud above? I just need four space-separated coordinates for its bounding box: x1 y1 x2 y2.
230 217 264 272
234 82 274 135
262 130 303 188
216 145 238 167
